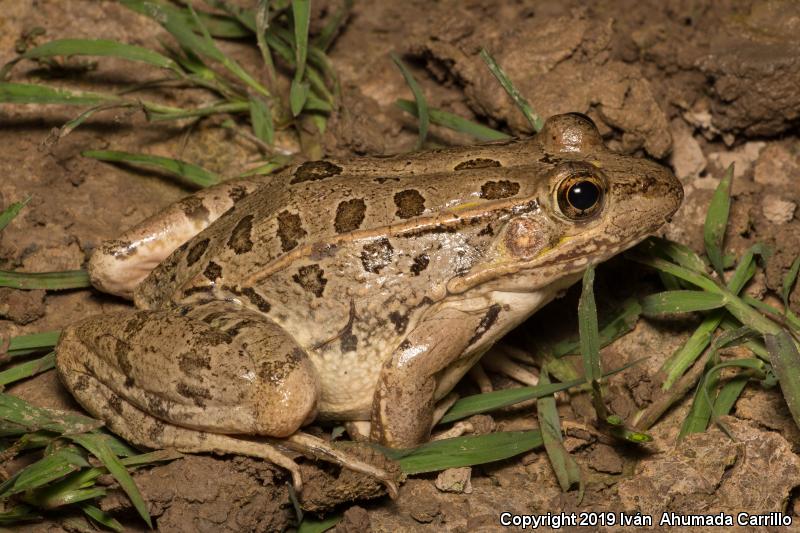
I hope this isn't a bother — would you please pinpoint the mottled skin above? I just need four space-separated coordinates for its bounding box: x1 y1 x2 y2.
56 114 682 485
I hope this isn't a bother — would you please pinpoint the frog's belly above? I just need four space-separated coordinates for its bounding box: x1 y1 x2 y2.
309 350 381 421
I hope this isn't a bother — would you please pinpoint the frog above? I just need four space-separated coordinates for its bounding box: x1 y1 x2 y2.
55 113 682 494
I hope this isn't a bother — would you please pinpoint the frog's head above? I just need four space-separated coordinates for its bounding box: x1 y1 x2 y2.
448 113 683 294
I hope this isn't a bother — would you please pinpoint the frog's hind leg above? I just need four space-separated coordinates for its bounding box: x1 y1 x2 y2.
55 301 397 494
89 178 264 299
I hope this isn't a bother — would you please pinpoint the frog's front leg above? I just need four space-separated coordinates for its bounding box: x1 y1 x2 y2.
89 179 264 299
370 304 495 448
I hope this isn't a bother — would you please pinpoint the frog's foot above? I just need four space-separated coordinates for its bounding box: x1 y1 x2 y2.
280 433 400 499
89 178 264 299
481 345 539 386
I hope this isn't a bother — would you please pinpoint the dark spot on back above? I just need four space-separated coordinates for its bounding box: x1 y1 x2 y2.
228 185 249 202
186 238 210 266
148 419 166 442
410 253 429 276
388 311 408 334
455 158 501 171
340 330 358 352
394 189 426 219
334 198 366 233
480 180 520 200
361 238 394 273
146 393 171 418
203 261 222 280
113 337 133 376
73 374 90 392
178 352 212 376
241 287 271 313
228 215 254 254
179 196 210 223
176 381 212 408
290 160 343 184
292 264 328 297
276 210 307 252
108 394 125 416
466 304 502 347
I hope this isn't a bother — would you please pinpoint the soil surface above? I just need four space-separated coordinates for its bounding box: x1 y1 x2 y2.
2 1 800 532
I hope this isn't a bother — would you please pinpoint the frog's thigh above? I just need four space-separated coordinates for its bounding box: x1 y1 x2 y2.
89 178 264 299
56 301 320 438
370 306 486 448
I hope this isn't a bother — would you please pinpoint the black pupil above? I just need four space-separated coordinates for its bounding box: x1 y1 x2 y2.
567 180 599 211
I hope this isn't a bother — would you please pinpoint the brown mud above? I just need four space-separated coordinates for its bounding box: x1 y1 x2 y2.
2 1 800 531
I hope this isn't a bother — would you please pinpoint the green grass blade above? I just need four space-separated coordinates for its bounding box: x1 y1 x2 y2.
81 504 123 532
578 265 601 383
441 358 644 424
391 54 429 150
551 297 641 358
0 504 41 524
249 96 274 144
82 150 219 188
0 82 116 105
0 196 30 232
643 236 709 273
0 269 90 290
395 99 511 142
677 362 718 441
121 0 250 38
782 255 800 310
704 164 734 278
70 433 151 528
641 290 726 315
291 0 311 116
712 374 749 419
661 310 723 390
479 48 544 132
627 253 721 294
254 0 277 85
537 369 581 492
765 331 800 432
13 39 179 71
0 393 102 437
298 515 342 533
4 330 60 359
0 447 89 498
314 0 351 50
0 352 55 387
384 431 543 475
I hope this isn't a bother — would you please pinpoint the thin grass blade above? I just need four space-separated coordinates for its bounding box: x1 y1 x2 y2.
395 99 510 142
479 48 543 132
537 369 581 492
290 0 311 115
11 39 179 72
4 330 60 360
704 164 734 277
0 196 30 232
391 54 429 149
384 430 543 474
551 297 641 358
81 504 123 532
82 150 219 188
121 0 250 38
766 330 800 431
641 290 726 316
0 82 116 105
0 393 102 437
0 447 89 498
0 352 55 387
249 96 274 144
70 433 151 528
298 515 342 533
782 255 800 310
712 374 750 419
441 358 644 424
0 269 90 290
578 265 601 383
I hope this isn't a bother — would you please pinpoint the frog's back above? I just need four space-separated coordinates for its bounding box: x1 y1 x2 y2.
135 136 551 311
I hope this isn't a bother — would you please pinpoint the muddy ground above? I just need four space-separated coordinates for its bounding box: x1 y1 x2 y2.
2 0 800 531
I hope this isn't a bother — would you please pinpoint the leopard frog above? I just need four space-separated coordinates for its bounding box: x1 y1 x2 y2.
55 113 682 488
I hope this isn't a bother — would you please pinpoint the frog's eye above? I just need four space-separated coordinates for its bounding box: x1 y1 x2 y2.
556 175 604 220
